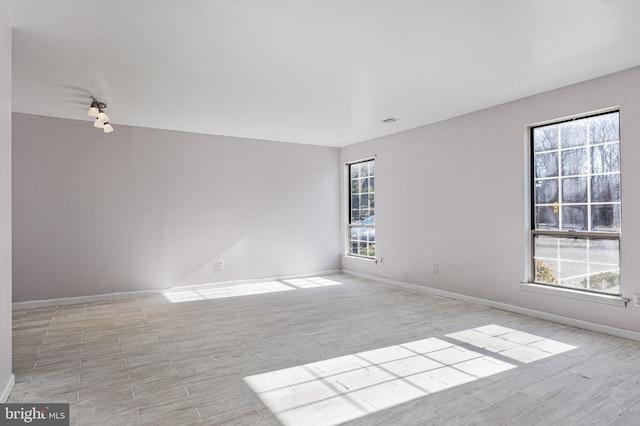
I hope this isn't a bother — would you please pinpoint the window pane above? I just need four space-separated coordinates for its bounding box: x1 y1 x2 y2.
534 152 558 178
534 259 559 284
350 209 360 223
591 174 620 202
350 241 358 254
358 241 367 256
534 179 558 204
535 206 559 230
353 214 365 224
591 205 621 231
557 238 587 262
561 177 587 203
369 177 375 192
533 235 557 259
360 178 369 193
558 262 589 290
351 164 360 178
533 125 558 152
585 238 620 294
360 194 369 208
590 112 619 144
351 196 359 210
561 148 587 176
360 163 369 177
367 228 375 242
560 118 587 148
562 205 587 231
364 243 375 257
591 143 620 173
589 238 619 265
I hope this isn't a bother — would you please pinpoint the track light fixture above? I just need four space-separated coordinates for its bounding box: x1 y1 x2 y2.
88 97 114 133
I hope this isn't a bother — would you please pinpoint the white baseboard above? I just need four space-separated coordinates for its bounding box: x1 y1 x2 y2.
13 288 166 310
343 269 640 342
1 373 15 403
13 269 343 309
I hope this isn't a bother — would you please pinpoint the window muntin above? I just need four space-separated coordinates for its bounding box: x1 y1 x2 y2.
348 159 375 258
531 111 620 295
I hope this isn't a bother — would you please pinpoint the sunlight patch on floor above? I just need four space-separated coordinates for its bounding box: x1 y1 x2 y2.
446 324 577 363
163 277 344 303
244 325 576 426
283 277 343 288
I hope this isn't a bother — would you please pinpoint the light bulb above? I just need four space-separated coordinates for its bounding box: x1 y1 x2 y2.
103 123 114 133
93 118 105 128
88 106 99 117
97 111 109 123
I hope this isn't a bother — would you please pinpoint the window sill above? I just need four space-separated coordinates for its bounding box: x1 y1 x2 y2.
520 282 628 307
342 255 376 263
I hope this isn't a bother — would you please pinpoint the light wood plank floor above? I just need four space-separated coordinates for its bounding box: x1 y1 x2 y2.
9 274 640 425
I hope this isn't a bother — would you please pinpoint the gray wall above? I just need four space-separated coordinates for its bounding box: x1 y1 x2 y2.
342 66 640 333
0 0 12 402
12 115 341 302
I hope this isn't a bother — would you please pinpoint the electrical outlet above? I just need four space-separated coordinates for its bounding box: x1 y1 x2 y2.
433 264 439 273
217 260 225 270
379 257 384 265
633 293 640 308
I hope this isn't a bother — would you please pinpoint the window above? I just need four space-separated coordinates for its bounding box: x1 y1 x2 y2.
531 111 621 295
348 159 375 258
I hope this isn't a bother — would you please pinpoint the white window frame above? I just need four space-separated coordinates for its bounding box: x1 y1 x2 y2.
347 158 375 259
529 110 621 295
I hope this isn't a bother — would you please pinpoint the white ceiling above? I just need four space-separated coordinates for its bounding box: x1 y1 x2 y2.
9 0 640 147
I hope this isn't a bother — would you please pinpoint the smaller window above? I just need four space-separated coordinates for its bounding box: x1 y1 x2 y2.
348 159 375 258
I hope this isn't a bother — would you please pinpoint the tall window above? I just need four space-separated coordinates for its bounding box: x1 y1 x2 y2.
531 111 621 295
348 159 375 258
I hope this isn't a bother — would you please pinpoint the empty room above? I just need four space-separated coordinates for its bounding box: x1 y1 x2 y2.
2 1 640 425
